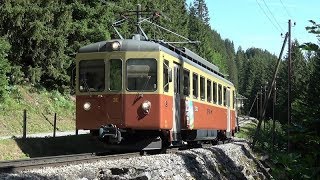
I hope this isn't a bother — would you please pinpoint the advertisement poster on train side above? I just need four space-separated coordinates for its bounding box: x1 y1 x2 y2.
185 100 194 130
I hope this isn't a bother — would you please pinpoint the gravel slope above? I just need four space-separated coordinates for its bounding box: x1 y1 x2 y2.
1 139 271 180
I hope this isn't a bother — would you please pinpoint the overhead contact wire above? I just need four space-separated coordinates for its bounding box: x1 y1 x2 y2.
261 0 284 32
279 0 292 19
255 0 282 34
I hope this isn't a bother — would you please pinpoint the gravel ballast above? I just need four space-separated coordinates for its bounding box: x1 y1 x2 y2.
1 140 272 180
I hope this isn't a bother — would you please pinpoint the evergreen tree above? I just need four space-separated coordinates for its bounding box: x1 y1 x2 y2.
235 47 247 91
0 1 74 91
276 40 309 123
291 40 309 120
193 0 210 24
224 39 238 87
188 2 228 74
237 48 277 116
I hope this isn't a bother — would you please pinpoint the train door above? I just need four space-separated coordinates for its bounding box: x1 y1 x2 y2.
172 63 181 142
226 88 231 137
106 58 123 125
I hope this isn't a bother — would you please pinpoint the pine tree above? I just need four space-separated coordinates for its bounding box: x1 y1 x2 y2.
235 47 247 91
290 40 309 120
224 39 238 87
193 0 210 24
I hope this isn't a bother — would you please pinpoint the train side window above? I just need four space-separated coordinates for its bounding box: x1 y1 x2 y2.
213 82 217 104
163 60 169 92
183 69 190 96
223 86 227 106
200 76 205 101
79 59 105 92
218 84 222 105
207 80 212 102
109 59 122 91
192 73 198 99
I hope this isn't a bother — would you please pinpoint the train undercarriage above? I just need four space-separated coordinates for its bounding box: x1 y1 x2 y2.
95 124 232 152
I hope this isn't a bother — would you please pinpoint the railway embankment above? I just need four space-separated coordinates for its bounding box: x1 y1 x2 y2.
1 139 272 180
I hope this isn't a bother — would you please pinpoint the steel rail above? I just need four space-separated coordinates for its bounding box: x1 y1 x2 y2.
0 152 140 173
0 137 240 174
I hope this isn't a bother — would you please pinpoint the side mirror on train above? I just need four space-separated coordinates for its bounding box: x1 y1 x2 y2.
168 68 172 82
70 66 76 94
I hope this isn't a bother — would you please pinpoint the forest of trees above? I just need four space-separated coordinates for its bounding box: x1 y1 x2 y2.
0 0 241 95
0 0 319 178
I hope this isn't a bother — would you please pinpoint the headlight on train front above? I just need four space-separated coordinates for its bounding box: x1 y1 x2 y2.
83 102 91 111
141 100 151 114
111 41 121 50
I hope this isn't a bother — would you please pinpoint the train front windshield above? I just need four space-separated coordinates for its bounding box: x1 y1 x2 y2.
79 60 105 92
127 58 157 91
78 58 157 93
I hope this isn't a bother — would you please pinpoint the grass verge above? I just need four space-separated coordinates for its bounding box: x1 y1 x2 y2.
0 85 75 136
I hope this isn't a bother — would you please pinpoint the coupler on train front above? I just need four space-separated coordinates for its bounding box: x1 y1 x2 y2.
99 124 122 144
98 125 165 151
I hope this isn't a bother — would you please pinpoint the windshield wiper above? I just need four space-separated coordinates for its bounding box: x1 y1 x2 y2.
81 78 92 96
138 75 151 97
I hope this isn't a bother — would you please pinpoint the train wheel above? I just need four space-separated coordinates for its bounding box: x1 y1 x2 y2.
211 139 218 145
187 141 201 148
90 129 99 136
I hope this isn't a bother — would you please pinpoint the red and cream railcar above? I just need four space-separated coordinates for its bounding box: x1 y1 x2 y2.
75 36 236 149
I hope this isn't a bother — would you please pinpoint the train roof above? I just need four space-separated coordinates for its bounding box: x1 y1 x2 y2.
78 37 234 87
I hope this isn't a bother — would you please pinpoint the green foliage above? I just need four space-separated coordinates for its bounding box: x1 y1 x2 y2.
224 39 238 87
0 0 115 92
0 0 240 93
0 0 73 91
188 1 236 81
237 20 320 180
276 40 309 122
238 120 319 179
236 48 277 117
9 65 24 84
0 37 11 100
192 0 210 24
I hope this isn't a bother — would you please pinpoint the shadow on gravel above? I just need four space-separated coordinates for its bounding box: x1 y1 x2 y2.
2 172 59 180
14 134 109 157
177 147 247 180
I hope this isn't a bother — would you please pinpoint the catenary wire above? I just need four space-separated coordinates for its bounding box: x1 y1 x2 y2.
255 0 283 34
261 0 284 32
279 0 293 19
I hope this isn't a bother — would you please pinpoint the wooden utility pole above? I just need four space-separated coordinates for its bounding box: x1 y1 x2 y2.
264 83 267 130
53 113 57 137
252 33 288 148
272 80 277 151
287 19 292 152
136 4 141 34
260 87 263 122
23 109 27 139
256 94 259 119
248 94 258 117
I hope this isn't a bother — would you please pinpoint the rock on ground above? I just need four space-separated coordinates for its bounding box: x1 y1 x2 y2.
0 139 272 180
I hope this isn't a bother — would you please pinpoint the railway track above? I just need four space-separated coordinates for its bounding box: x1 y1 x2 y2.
0 151 141 173
0 148 185 173
0 141 232 174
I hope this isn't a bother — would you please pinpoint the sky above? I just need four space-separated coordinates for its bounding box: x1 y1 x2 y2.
186 0 320 55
